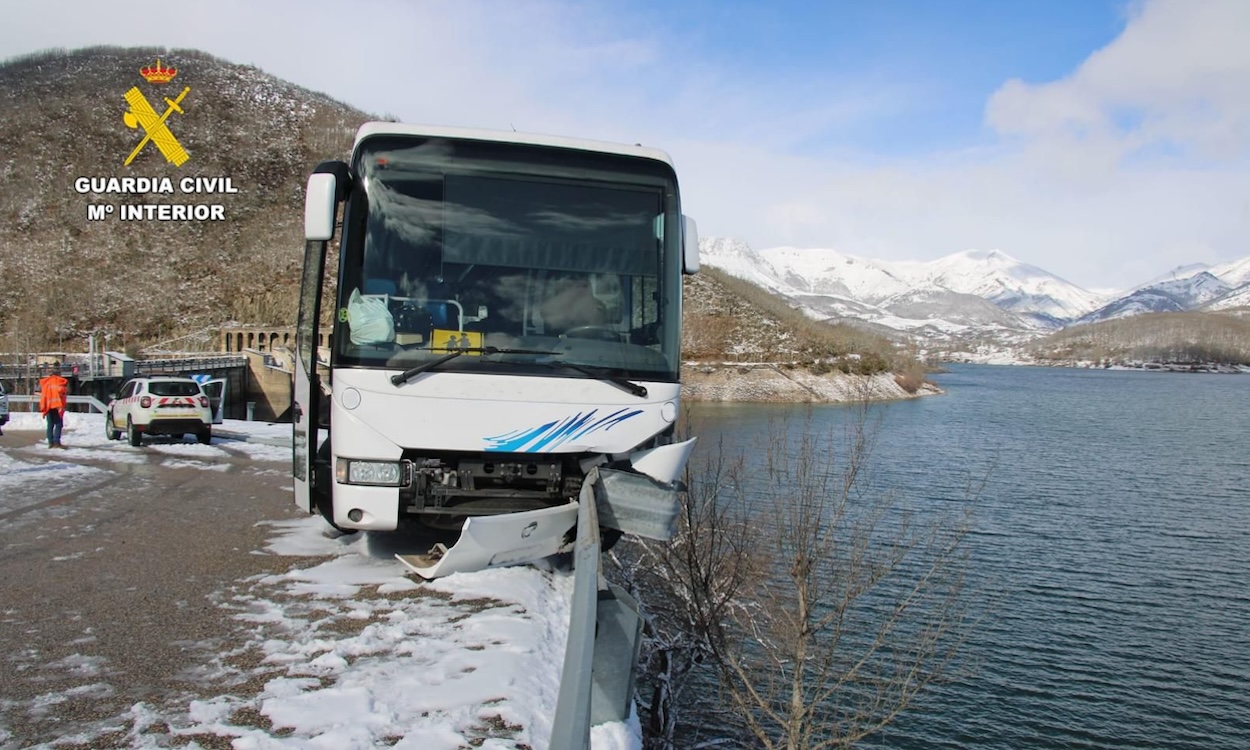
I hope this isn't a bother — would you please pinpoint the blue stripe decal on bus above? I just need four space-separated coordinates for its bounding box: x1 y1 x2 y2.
484 408 643 452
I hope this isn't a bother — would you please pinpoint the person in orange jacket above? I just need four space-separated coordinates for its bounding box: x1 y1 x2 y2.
39 363 70 449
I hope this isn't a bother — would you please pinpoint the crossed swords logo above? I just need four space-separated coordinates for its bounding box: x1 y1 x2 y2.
122 85 191 166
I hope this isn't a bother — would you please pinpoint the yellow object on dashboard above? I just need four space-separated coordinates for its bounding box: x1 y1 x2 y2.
432 329 482 354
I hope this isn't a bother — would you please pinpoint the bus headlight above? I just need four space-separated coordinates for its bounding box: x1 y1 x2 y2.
336 458 408 487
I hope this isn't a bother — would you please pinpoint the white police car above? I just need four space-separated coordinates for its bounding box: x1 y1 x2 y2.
105 376 213 446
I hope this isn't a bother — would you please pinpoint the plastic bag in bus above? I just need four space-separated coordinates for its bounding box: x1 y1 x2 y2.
347 288 396 345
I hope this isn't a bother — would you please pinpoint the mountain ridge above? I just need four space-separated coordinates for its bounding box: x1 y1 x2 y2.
700 237 1250 351
1076 272 1232 325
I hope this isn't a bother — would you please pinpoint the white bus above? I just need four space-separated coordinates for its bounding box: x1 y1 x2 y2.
294 123 698 573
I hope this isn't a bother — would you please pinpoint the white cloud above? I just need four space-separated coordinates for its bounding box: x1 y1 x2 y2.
987 0 1250 164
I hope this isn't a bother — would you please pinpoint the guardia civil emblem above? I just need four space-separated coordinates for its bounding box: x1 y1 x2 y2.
122 59 191 167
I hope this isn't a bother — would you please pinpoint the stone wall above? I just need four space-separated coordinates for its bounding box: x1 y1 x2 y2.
221 327 323 354
242 348 294 422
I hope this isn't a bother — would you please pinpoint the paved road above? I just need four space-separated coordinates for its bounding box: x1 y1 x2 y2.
0 432 318 748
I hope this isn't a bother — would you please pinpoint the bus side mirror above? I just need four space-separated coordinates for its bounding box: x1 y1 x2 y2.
305 161 352 241
682 215 700 275
305 174 337 241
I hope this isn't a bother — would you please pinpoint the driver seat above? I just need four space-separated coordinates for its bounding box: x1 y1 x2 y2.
540 276 609 335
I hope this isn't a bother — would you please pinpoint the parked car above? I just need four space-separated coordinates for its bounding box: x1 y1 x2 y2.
0 381 8 432
105 376 213 446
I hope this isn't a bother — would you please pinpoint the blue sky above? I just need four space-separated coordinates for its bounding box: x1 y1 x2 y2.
2 0 1248 291
627 0 1128 155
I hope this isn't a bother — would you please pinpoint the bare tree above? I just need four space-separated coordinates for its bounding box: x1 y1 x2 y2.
611 439 766 748
614 401 976 749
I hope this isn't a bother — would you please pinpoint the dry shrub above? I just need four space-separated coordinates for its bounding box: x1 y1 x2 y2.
894 361 928 393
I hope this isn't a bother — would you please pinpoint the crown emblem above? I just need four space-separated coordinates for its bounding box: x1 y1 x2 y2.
140 59 177 84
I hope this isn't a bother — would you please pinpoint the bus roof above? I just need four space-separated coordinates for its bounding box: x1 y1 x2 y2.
353 122 676 170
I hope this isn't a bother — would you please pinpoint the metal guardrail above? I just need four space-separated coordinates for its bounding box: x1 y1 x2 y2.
6 395 108 414
550 467 678 749
550 468 605 750
0 356 247 383
137 355 248 372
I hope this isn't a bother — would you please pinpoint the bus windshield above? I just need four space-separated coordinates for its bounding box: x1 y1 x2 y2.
333 135 683 381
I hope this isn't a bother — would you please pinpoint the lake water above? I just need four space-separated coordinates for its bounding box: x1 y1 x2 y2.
688 364 1250 749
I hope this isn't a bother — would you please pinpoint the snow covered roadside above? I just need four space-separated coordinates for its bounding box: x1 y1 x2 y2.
0 414 643 749
162 519 642 749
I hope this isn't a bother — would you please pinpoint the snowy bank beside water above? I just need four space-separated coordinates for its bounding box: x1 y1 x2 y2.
940 353 1250 372
681 364 941 403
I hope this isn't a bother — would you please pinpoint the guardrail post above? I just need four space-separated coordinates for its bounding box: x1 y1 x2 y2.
590 582 644 724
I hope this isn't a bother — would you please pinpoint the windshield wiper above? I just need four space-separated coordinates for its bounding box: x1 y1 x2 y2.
543 361 648 398
390 347 648 398
390 346 558 386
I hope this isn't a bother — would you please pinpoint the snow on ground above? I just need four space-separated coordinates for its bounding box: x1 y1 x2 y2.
0 449 110 514
169 518 612 749
0 412 642 748
940 348 1035 366
1 413 118 515
195 522 639 748
3 411 292 462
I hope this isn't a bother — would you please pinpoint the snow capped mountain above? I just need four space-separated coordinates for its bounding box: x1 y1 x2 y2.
695 237 1250 347
699 239 915 302
877 283 1025 328
697 240 1058 345
698 237 787 293
1204 282 1250 311
699 240 1098 330
1123 258 1250 295
1077 290 1188 323
757 246 913 302
1127 263 1212 294
1078 272 1232 324
919 250 1106 319
1151 272 1233 306
1209 257 1250 288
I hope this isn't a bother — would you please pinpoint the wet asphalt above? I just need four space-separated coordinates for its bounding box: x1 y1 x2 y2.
0 432 317 748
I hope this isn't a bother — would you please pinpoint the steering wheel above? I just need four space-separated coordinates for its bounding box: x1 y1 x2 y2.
563 326 619 342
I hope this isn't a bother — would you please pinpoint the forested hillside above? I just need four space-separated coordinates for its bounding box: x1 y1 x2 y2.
0 46 366 350
682 267 908 373
1030 312 1250 365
